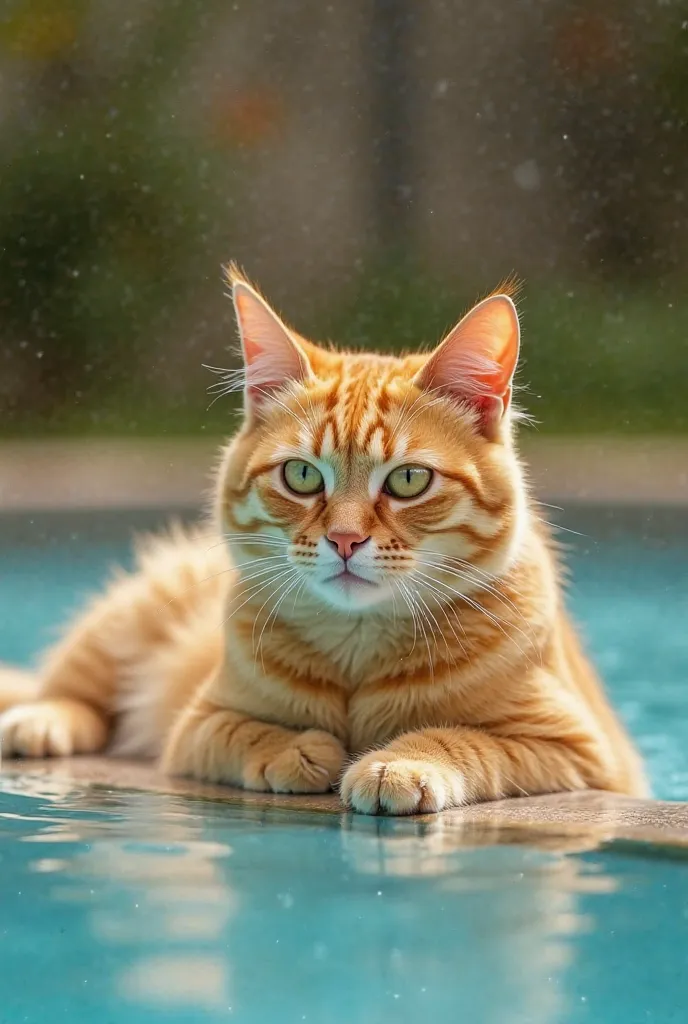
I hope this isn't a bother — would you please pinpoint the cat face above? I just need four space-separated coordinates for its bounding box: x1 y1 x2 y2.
217 269 525 613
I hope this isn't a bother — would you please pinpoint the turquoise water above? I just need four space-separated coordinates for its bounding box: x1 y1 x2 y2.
0 775 687 1023
1 525 688 1022
1 528 687 799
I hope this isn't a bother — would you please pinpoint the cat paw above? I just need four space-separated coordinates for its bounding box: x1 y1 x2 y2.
249 730 346 794
0 700 108 758
340 752 466 815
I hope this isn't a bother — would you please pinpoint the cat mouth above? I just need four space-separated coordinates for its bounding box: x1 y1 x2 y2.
325 568 378 590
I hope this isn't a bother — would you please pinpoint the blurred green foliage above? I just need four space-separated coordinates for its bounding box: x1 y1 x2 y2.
0 0 236 424
319 267 688 435
1 0 688 437
4 264 685 437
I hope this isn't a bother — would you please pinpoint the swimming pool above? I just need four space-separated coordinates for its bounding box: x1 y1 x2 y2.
1 507 687 799
1 772 687 1023
1 508 687 1022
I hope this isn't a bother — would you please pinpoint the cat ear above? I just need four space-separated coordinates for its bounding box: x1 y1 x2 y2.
231 273 312 419
413 294 520 438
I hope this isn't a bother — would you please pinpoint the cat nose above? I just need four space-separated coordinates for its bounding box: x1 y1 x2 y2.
326 531 370 560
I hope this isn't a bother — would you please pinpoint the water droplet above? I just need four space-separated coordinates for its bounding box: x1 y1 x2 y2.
513 159 540 192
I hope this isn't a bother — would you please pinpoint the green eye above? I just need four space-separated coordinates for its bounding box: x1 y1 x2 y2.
283 460 324 496
384 465 433 500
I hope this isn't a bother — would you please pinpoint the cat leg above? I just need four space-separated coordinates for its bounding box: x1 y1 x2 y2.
341 684 618 815
0 593 126 758
161 690 346 794
0 700 109 758
0 533 220 760
0 664 38 713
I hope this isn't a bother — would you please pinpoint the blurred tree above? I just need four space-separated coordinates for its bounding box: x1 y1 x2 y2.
548 0 688 280
0 0 242 426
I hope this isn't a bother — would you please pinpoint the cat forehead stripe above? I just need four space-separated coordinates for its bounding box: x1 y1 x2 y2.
319 421 337 459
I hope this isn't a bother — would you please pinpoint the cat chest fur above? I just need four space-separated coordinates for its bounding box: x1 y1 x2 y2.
222 611 507 754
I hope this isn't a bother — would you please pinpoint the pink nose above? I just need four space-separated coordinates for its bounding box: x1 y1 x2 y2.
326 531 370 560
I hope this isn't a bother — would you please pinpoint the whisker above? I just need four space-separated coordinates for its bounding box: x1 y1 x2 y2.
393 381 463 438
388 381 446 441
393 579 418 655
203 536 287 556
402 391 455 431
203 363 238 377
408 571 468 660
399 578 436 678
288 575 309 618
206 379 242 395
387 384 417 446
207 392 237 411
414 588 455 667
205 366 312 426
412 569 534 661
416 557 525 621
500 770 529 798
251 386 309 430
231 560 290 588
231 554 289 571
253 569 301 671
216 565 298 635
221 533 289 548
258 571 307 671
389 578 399 627
419 548 504 586
535 515 587 539
404 582 435 682
215 575 279 634
289 388 321 435
417 548 530 609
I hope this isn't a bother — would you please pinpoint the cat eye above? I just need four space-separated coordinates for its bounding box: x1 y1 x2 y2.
384 465 433 500
282 459 325 496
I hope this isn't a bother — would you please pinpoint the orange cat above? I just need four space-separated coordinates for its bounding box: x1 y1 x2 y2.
0 268 647 813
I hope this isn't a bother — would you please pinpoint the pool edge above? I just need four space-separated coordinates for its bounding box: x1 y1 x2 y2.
2 756 688 850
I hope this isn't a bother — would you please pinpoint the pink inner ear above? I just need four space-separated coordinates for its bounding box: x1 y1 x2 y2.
239 329 285 396
233 284 311 408
417 294 520 404
240 332 263 366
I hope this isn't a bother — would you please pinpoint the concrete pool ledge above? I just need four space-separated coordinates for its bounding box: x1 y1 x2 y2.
2 436 688 510
2 757 688 853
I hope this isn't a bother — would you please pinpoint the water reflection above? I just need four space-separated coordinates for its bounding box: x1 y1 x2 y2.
120 955 232 1013
337 815 608 1024
1 777 685 1023
0 782 588 1022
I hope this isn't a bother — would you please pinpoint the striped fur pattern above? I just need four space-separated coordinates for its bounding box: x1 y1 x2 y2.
0 268 647 813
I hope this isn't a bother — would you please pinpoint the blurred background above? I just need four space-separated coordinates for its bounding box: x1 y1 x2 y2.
2 0 688 440
1 0 688 801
